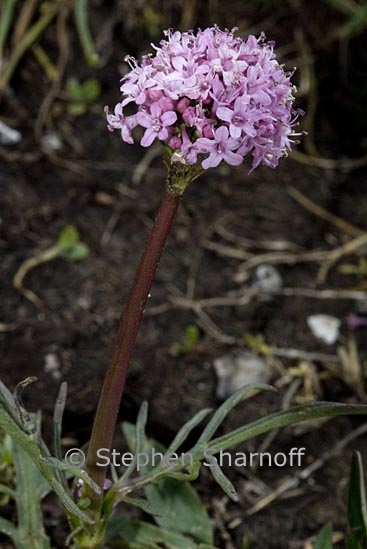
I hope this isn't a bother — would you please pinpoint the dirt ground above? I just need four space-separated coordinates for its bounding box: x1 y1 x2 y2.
1 1 367 548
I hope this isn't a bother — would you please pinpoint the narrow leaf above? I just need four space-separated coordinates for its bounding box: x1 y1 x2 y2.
124 496 157 516
207 402 367 456
196 384 275 447
74 0 99 67
165 408 212 456
12 440 51 548
47 476 94 524
40 455 101 495
0 516 18 540
0 379 22 426
313 523 333 549
119 402 148 483
53 382 67 463
348 450 367 548
209 461 239 502
135 402 149 459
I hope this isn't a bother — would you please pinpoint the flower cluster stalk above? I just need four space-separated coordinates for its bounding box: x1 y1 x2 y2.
85 183 182 511
84 22 303 530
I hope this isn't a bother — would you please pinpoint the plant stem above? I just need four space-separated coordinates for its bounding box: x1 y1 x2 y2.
85 185 182 510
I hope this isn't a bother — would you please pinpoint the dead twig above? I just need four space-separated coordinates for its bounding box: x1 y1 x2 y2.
234 249 332 281
205 240 252 261
317 233 367 285
338 337 365 399
131 142 162 185
212 497 237 549
186 221 218 300
13 254 48 311
215 223 302 252
271 347 340 364
290 149 367 171
0 321 18 332
245 421 367 516
172 286 367 311
287 185 365 238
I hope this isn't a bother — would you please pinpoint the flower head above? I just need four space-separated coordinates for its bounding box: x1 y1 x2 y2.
106 26 303 171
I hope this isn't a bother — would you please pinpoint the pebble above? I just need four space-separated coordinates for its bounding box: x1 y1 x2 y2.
213 350 269 400
307 314 341 345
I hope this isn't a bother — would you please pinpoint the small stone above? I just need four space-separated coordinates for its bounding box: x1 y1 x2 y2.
0 120 22 145
44 353 62 380
40 131 63 154
213 350 269 400
251 264 283 292
307 314 341 345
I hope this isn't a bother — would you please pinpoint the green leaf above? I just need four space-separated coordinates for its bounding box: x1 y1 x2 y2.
0 390 93 525
208 461 238 502
207 401 367 455
121 424 213 544
82 78 101 102
107 520 198 548
195 384 275 447
56 226 89 261
60 242 89 261
314 524 333 549
74 0 99 67
67 102 88 116
124 496 157 516
67 77 85 101
57 225 80 250
348 451 367 548
170 324 200 355
241 536 250 549
53 382 67 464
39 455 101 495
0 516 18 541
145 477 213 545
12 440 51 548
104 515 129 542
165 408 212 456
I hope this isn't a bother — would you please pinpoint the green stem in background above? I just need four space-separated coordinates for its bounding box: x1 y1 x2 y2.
0 0 17 65
86 165 204 511
74 0 99 67
0 2 61 96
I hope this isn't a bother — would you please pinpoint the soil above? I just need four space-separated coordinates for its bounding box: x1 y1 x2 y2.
1 1 367 548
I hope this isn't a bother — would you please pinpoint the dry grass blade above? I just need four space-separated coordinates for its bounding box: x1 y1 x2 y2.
34 5 71 139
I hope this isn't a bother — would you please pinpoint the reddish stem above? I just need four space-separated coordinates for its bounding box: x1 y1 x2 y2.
86 187 181 509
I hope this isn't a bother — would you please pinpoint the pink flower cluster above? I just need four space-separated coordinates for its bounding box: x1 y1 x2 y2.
106 26 303 171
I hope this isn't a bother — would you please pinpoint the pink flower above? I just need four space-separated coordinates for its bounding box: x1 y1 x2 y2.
136 99 177 147
196 126 243 169
217 96 257 138
105 105 137 145
106 26 303 171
